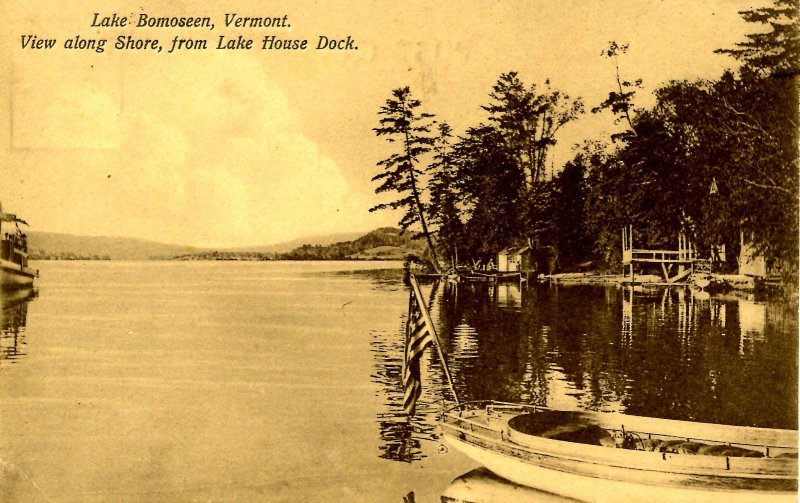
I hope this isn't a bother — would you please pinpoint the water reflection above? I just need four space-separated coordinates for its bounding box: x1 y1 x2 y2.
0 287 36 364
326 265 406 289
495 282 523 309
370 281 446 462
370 326 440 462
372 280 797 465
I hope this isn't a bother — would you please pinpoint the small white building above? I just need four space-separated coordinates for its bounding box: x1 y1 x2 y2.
738 232 779 279
497 246 532 272
739 242 767 277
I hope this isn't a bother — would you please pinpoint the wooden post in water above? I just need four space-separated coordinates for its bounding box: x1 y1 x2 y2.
629 226 635 283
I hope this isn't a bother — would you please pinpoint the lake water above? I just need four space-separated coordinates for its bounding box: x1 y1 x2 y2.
0 261 795 502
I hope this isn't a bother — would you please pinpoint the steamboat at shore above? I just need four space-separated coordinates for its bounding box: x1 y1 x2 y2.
0 205 37 288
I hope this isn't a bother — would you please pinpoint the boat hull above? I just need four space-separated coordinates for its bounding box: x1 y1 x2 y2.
444 433 796 503
440 403 797 503
0 260 36 288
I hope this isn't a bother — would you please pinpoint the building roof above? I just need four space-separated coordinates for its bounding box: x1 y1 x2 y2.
498 246 531 256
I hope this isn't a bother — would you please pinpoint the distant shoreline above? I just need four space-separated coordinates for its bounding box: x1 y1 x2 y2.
28 226 421 262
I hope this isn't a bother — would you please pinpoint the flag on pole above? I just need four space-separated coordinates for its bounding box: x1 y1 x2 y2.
402 280 434 416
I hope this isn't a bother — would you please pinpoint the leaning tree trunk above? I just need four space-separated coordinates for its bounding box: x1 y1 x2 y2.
403 132 441 274
409 172 441 274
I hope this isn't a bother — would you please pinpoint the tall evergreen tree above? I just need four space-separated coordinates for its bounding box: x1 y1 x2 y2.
371 87 441 272
552 153 592 266
454 125 525 263
715 0 800 77
427 122 463 268
481 72 583 264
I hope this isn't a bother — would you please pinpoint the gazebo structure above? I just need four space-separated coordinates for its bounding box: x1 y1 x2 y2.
622 226 694 284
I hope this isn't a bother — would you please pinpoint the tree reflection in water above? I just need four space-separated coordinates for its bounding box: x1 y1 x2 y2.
372 280 798 463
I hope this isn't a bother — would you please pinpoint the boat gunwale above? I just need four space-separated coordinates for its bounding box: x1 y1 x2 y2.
440 419 798 480
441 401 798 449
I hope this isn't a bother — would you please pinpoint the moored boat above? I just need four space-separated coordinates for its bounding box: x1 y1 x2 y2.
0 205 37 288
694 275 712 290
439 401 797 503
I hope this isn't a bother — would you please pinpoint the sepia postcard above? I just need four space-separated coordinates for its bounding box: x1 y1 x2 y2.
1 1 797 502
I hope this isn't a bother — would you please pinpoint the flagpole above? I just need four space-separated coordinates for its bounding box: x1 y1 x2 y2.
402 282 413 371
409 275 461 407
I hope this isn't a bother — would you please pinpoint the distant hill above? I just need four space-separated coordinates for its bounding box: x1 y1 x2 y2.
25 228 418 261
27 232 200 260
280 227 425 260
226 231 366 254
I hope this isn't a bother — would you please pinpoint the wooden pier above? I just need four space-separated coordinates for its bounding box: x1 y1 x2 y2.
622 226 694 284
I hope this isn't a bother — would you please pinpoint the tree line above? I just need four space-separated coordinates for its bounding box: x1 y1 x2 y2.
371 1 798 283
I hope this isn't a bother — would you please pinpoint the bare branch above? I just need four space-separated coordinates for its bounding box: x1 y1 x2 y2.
742 177 793 195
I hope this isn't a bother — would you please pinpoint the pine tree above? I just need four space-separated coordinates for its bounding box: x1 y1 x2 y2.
481 72 582 258
427 122 463 268
371 87 440 272
715 0 799 77
454 125 525 263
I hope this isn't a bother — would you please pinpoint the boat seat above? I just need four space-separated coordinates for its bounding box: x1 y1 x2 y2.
508 412 774 457
509 412 617 447
637 438 764 457
545 424 616 447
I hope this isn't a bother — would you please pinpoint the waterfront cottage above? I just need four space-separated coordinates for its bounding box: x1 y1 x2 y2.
739 233 782 281
497 246 533 273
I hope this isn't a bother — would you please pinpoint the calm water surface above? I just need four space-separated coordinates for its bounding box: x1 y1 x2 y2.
0 261 795 502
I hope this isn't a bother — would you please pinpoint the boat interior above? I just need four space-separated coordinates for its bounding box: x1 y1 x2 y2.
441 401 798 460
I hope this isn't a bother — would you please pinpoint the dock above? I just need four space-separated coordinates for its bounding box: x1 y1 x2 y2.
622 226 694 284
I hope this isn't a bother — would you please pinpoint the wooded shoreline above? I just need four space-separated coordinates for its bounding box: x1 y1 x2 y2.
370 3 798 290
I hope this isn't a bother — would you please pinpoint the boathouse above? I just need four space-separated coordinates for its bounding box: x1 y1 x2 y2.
497 246 532 272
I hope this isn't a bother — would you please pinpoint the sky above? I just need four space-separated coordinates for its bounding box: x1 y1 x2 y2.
0 0 755 247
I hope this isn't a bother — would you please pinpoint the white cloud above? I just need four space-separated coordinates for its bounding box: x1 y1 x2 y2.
11 54 122 149
7 52 373 247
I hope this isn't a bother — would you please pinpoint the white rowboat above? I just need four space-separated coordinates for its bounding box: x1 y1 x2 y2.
439 401 797 503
